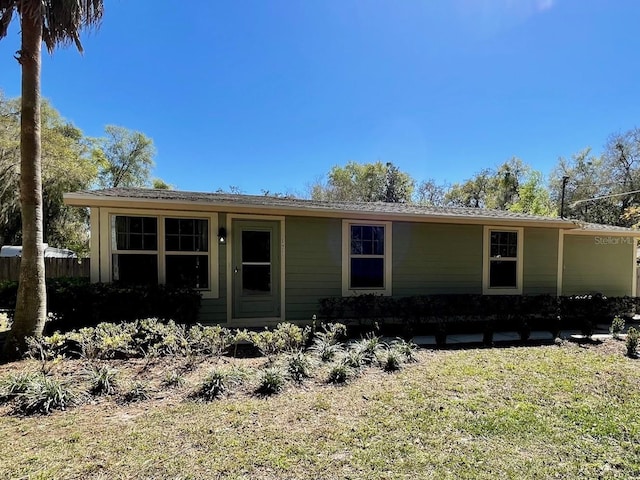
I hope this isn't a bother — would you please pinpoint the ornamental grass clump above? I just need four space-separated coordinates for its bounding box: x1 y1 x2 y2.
13 375 74 415
286 351 315 383
378 347 404 372
85 364 118 396
352 332 386 365
121 382 151 403
162 370 186 388
626 327 639 358
327 362 352 384
196 368 246 401
0 371 38 403
610 316 625 339
256 367 286 395
389 338 419 363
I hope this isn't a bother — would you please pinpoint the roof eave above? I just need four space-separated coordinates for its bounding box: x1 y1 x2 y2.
63 192 579 229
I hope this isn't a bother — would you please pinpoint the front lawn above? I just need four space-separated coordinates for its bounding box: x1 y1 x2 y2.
0 339 639 479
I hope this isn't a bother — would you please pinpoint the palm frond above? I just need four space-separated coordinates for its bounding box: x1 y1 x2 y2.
41 0 104 53
0 1 16 39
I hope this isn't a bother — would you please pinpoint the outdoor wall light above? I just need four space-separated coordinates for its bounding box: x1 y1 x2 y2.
218 227 227 244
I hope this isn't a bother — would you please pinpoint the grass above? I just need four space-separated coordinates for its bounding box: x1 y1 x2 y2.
0 342 639 479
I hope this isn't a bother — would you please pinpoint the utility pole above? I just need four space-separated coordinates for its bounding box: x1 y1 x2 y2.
560 176 570 219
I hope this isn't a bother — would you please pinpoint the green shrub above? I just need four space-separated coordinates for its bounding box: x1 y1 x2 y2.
162 370 186 388
0 279 203 333
626 327 639 358
121 382 151 403
13 375 74 415
85 364 118 396
327 363 351 384
256 367 286 395
342 348 365 370
0 371 39 403
389 338 419 362
352 332 385 364
249 323 311 358
610 316 625 339
310 337 343 362
188 324 233 356
286 351 315 383
196 368 246 401
378 348 403 372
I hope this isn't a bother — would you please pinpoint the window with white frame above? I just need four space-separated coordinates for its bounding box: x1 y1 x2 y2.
483 227 523 294
111 214 215 294
342 220 392 296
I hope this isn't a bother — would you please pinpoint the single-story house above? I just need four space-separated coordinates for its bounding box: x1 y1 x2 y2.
64 188 639 326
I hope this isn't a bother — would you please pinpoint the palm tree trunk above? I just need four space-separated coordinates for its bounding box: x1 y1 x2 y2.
4 11 47 358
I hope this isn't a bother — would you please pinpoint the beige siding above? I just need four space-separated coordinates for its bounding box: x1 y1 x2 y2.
393 222 483 295
522 227 558 295
562 234 635 296
284 216 343 321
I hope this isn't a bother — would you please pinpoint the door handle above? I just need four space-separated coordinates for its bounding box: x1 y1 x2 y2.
234 266 239 274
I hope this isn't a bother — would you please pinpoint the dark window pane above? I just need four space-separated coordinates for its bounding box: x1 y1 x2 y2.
351 225 384 255
490 231 517 258
114 216 157 251
112 254 158 285
242 231 270 262
165 218 208 252
166 255 209 289
351 258 384 288
489 260 517 288
242 265 271 294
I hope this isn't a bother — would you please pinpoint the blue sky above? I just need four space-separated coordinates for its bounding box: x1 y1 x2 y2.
1 0 639 196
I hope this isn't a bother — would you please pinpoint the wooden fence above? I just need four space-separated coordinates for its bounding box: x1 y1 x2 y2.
0 257 90 282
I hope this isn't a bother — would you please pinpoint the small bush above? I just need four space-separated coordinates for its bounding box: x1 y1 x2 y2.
256 367 286 395
310 337 343 362
610 316 625 339
13 375 74 415
390 338 419 363
196 368 246 401
85 364 118 396
626 327 639 358
122 382 151 403
0 371 39 403
286 351 315 383
162 370 186 388
327 363 351 384
249 323 311 358
342 348 365 370
352 332 386 364
188 324 233 357
379 348 403 372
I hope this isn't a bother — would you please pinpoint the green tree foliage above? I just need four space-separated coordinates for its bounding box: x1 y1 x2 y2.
310 161 415 203
445 158 528 210
0 95 97 253
508 170 555 216
415 178 448 206
95 125 156 188
550 128 640 226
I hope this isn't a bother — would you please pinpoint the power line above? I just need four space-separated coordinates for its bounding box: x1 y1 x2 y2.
569 188 640 207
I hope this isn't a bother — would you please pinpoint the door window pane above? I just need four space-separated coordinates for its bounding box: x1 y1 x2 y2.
166 255 209 288
242 265 271 294
242 231 270 262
